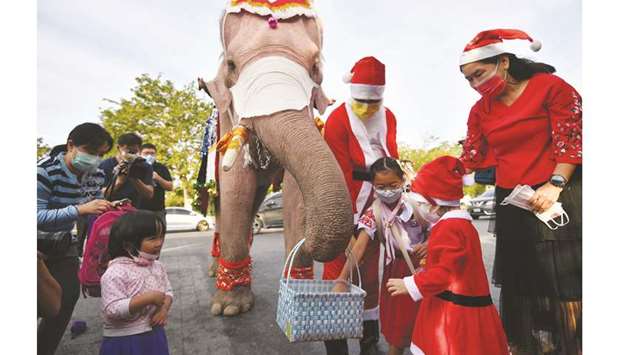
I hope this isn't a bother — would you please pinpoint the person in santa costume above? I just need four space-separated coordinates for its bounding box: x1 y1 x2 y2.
387 156 510 355
459 29 582 355
332 157 427 355
322 56 402 355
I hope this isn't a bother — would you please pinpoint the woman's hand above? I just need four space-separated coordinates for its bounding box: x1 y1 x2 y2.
331 280 350 293
529 182 562 213
386 278 408 296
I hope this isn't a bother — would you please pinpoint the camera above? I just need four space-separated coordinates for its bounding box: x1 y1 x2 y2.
120 153 150 179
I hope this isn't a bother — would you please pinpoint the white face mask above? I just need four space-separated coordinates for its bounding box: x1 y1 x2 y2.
535 202 570 230
417 202 440 224
500 184 570 230
375 187 403 204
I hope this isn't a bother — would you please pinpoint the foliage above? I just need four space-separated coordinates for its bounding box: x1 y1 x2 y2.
398 138 486 198
37 137 51 159
165 189 185 207
192 179 217 216
100 74 214 206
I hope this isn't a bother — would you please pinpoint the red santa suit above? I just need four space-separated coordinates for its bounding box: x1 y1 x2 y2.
322 57 398 321
404 156 509 355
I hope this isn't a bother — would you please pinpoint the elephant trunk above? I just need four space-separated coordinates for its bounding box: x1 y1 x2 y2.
251 109 353 261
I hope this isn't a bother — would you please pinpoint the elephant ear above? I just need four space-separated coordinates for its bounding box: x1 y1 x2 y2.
311 86 332 115
206 61 233 115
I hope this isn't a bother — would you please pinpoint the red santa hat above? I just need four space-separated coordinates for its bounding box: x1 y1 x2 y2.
411 156 465 206
459 29 542 66
343 56 385 100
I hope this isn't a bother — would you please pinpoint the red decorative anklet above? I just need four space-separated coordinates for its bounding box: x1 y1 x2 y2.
216 256 252 291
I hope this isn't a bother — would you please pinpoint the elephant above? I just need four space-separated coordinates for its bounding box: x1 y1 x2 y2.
203 2 353 317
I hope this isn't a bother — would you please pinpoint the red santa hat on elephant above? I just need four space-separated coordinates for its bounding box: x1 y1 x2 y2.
459 28 542 65
411 156 466 206
343 56 386 100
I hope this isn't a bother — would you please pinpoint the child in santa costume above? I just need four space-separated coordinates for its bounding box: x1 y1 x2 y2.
333 157 427 355
387 156 509 355
322 56 401 355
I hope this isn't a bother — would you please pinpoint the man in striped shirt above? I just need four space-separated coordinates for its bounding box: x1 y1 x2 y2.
37 123 114 355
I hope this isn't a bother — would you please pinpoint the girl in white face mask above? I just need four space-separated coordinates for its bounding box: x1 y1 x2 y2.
100 211 173 355
332 157 428 355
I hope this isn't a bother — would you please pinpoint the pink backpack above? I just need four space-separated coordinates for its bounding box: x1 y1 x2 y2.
78 204 136 297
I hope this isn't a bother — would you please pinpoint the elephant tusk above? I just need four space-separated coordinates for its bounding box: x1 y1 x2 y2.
212 126 250 172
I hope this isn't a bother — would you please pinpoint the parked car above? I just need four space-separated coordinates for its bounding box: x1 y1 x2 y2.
254 192 283 234
466 188 496 219
165 207 211 232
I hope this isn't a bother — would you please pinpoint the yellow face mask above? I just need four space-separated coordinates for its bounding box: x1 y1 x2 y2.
351 99 382 119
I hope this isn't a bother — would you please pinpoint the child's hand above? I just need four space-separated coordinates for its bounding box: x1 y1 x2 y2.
331 280 350 293
386 278 408 296
151 306 169 327
144 291 166 307
411 241 428 260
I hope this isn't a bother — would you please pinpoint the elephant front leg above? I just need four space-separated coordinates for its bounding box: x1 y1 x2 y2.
211 158 258 317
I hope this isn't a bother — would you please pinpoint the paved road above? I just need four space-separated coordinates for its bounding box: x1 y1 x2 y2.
57 218 498 355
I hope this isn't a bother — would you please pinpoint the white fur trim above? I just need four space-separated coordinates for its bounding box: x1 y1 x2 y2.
459 42 506 65
342 72 353 83
438 209 473 222
226 2 316 20
410 192 459 206
433 198 461 207
530 39 542 52
350 83 385 100
363 305 380 320
410 343 426 355
403 276 423 302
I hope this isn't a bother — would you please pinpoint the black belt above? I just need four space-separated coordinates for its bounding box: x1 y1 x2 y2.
436 291 493 307
352 169 371 182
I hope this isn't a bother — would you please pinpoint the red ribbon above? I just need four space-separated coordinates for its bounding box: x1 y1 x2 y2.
216 256 252 291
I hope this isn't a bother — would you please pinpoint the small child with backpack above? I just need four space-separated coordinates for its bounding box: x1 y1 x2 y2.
386 156 509 355
332 157 428 355
99 210 173 355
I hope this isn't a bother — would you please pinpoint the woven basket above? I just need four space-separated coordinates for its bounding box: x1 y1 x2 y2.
276 239 366 342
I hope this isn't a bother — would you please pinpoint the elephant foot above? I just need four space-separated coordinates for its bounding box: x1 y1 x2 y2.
210 285 255 316
208 257 219 277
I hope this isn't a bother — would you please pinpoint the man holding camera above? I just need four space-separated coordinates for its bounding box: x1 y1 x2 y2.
99 133 154 205
138 143 173 223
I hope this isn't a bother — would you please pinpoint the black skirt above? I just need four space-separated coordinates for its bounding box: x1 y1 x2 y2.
493 167 582 354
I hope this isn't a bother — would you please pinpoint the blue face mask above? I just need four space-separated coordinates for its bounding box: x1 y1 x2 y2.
143 155 156 165
71 151 101 173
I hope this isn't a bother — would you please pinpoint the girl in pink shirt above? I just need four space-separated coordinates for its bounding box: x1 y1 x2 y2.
99 211 173 355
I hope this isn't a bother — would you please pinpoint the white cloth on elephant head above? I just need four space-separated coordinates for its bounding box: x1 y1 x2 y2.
230 56 319 120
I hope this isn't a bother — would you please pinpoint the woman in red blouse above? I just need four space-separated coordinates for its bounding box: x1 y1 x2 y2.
459 29 582 355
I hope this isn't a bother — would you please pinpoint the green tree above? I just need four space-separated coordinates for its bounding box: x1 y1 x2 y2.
37 137 51 159
100 74 214 207
398 139 486 198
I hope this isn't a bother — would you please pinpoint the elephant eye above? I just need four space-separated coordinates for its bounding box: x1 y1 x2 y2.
227 60 236 72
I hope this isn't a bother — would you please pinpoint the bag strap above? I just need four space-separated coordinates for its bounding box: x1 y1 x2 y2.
373 198 416 275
